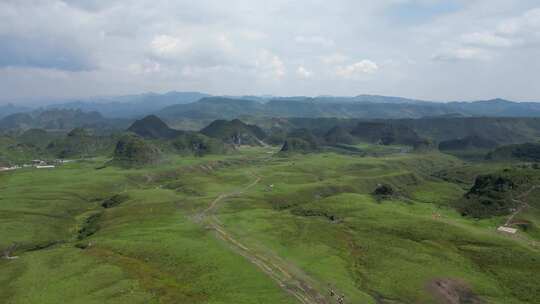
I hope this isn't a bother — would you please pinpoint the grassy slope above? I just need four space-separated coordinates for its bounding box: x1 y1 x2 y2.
214 152 540 303
1 146 539 303
0 154 294 304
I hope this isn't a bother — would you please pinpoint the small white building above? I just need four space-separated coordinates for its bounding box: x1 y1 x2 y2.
497 226 518 234
0 166 18 172
36 165 55 169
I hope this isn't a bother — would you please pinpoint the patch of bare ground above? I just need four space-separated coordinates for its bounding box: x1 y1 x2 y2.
427 278 483 304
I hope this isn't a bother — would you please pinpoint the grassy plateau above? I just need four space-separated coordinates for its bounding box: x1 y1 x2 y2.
1 145 539 304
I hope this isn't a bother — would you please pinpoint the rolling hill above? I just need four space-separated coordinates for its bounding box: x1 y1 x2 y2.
200 119 267 146
438 135 499 151
127 115 183 139
487 142 540 162
268 117 540 147
112 134 162 166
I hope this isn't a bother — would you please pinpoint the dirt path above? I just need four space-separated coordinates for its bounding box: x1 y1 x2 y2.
500 185 540 248
197 171 332 304
254 137 271 148
427 278 483 304
504 185 539 227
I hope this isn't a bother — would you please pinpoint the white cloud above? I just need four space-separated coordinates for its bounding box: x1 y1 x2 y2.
461 32 513 48
321 53 349 65
1 1 540 102
150 34 191 56
217 34 234 52
295 35 335 47
451 7 540 55
432 7 540 65
296 66 312 78
128 60 161 75
255 50 286 80
497 8 540 35
336 60 379 78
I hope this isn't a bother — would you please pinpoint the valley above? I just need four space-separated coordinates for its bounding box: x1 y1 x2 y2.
2 92 540 304
3 2 540 303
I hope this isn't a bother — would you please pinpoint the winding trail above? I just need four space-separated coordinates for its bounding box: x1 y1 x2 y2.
504 185 539 227
499 185 540 249
197 169 331 304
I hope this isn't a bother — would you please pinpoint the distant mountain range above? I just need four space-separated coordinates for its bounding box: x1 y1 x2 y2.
0 109 130 131
2 92 540 131
158 96 540 122
44 91 211 118
0 104 31 119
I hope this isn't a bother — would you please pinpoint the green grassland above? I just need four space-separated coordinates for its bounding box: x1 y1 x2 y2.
1 146 539 303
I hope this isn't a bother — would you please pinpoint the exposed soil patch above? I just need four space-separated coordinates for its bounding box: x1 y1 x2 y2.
427 278 483 304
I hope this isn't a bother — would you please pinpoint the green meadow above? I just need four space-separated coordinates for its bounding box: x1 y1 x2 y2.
1 146 539 303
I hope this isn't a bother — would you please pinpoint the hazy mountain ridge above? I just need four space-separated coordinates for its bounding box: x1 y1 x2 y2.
4 93 540 122
0 104 31 119
158 96 540 122
0 109 131 131
44 91 211 118
4 94 540 134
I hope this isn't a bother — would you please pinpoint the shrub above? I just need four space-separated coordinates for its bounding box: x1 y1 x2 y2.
101 194 129 208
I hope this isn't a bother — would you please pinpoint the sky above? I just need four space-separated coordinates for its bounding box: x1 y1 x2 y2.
1 0 539 104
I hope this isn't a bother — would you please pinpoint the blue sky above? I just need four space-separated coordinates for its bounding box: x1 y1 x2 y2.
0 0 539 104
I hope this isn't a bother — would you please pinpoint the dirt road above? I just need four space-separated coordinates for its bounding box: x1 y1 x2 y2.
197 171 331 304
505 185 539 227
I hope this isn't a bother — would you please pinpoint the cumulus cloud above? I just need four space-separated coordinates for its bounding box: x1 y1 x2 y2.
434 7 540 63
336 60 379 78
255 50 286 80
128 60 161 75
1 1 540 102
296 66 312 78
497 8 540 36
151 35 191 56
146 31 244 70
321 53 349 65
